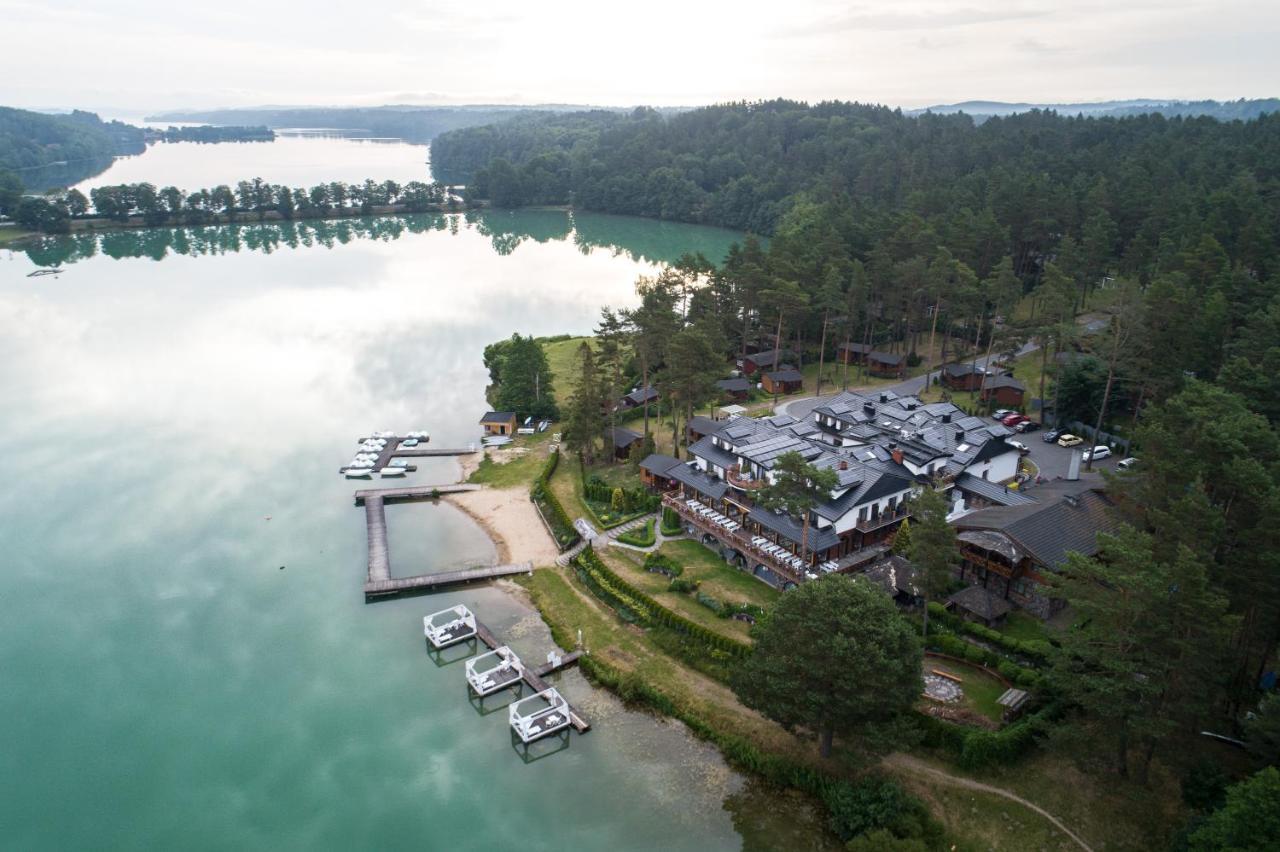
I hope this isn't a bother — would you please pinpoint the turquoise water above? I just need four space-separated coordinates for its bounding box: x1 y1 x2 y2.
0 136 829 850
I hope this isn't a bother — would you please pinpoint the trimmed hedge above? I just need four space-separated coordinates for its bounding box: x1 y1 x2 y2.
643 552 683 577
582 473 660 529
917 702 1061 770
924 629 1042 690
927 601 1053 665
573 545 751 659
617 518 656 547
661 505 683 536
530 449 580 550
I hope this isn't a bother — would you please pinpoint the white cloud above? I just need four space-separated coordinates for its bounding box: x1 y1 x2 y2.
0 0 1276 111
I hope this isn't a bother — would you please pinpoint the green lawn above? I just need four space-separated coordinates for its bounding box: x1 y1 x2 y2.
466 430 554 487
1000 611 1052 644
656 539 780 609
925 656 1009 722
541 335 596 407
598 547 755 641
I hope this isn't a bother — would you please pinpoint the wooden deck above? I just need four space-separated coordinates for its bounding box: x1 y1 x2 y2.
475 621 590 733
354 483 480 506
341 436 478 475
365 561 533 598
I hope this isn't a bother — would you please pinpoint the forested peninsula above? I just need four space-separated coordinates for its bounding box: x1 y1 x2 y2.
0 106 143 173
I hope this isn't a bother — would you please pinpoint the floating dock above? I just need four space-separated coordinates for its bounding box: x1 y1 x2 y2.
340 435 478 476
423 604 478 648
354 483 479 506
474 619 590 733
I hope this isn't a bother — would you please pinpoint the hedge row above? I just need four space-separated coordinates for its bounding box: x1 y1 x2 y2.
617 518 656 547
918 702 1061 770
530 449 580 550
924 630 1043 690
643 551 683 577
926 601 1053 664
661 506 683 536
574 545 751 658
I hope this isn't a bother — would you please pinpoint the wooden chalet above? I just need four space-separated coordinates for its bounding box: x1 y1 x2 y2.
980 374 1027 408
761 367 804 395
715 376 751 401
610 426 643 460
866 351 906 378
639 453 682 491
835 341 873 364
941 362 985 391
479 411 517 437
740 348 794 376
618 386 658 410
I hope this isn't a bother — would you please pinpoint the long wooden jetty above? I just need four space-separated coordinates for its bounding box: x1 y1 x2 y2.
474 620 591 733
354 483 479 505
365 562 533 598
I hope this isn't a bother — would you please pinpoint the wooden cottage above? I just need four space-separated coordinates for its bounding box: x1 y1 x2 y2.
610 426 643 460
761 367 804 395
980 375 1026 408
866 351 906 378
835 342 872 365
941 362 984 391
479 411 517 437
639 453 682 491
715 377 751 401
740 348 793 376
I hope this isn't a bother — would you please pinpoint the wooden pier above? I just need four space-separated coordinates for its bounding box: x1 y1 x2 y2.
360 483 528 598
341 435 478 475
474 620 590 733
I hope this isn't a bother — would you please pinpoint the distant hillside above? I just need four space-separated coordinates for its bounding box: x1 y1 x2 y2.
145 105 593 143
0 106 144 172
910 97 1280 122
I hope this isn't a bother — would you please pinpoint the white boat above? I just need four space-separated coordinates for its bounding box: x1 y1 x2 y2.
401 438 419 448
345 468 371 478
379 467 407 477
349 460 373 469
388 459 410 468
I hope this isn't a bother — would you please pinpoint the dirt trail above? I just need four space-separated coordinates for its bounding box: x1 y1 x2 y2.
885 753 1093 851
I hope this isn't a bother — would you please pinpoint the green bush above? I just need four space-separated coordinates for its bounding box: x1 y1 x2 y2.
530 449 580 550
668 578 699 593
661 505 683 536
822 776 943 845
643 552 682 576
617 518 656 547
696 591 725 615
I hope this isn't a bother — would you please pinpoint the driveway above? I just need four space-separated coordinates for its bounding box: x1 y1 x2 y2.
1016 424 1120 482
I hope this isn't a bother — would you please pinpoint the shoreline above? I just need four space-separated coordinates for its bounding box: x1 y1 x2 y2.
444 484 560 568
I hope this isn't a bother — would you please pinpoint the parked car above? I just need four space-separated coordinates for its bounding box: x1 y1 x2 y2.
1008 439 1030 455
1082 445 1112 461
1117 457 1139 470
1043 429 1063 443
1015 420 1040 433
1057 434 1084 448
992 409 1014 421
1001 413 1029 428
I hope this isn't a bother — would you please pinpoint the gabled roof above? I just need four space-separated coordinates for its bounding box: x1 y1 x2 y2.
623 386 659 405
954 472 1036 506
836 341 872 353
668 462 728 500
639 453 682 476
715 377 751 392
688 435 738 471
948 585 1013 621
748 505 841 552
942 362 980 377
954 478 1123 569
479 411 516 423
686 415 721 437
869 351 904 365
744 348 793 368
765 368 804 383
861 554 920 597
610 426 642 448
983 374 1025 391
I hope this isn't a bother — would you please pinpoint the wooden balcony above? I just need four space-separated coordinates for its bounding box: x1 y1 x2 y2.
663 494 808 584
725 465 766 491
854 504 910 533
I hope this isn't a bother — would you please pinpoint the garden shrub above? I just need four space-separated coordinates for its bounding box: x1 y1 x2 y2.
822 776 942 845
643 552 682 576
618 518 656 547
668 578 699 594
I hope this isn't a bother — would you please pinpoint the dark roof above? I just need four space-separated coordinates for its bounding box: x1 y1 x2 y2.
623 386 659 405
744 349 793 368
837 342 872 353
747 505 841 552
686 416 721 438
861 554 920 597
948 585 1013 621
688 435 738 471
869 351 904 365
639 453 682 476
479 411 516 423
942 363 979 377
668 462 729 500
954 472 1036 506
983 374 1025 391
954 478 1122 569
716 377 751 393
610 426 643 448
765 368 804 382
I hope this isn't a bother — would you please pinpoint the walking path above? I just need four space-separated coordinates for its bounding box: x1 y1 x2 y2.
555 513 659 565
884 754 1093 852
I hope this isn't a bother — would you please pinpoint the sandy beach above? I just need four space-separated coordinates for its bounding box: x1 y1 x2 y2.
445 486 561 567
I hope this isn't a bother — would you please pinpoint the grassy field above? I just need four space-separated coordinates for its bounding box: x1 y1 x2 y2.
466 430 555 487
925 656 1008 722
1000 610 1052 644
541 335 595 407
656 539 779 609
899 773 1083 851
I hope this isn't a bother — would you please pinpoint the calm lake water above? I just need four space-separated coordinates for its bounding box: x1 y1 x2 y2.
0 136 830 850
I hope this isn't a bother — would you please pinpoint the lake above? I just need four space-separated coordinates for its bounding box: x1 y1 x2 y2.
0 135 830 850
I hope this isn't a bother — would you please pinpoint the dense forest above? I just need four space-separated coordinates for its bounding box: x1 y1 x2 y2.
910 97 1280 122
146 105 586 143
0 107 144 172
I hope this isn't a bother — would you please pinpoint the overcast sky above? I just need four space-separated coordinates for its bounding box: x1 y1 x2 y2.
4 0 1277 114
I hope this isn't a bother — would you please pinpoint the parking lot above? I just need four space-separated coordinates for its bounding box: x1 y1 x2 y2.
993 416 1122 482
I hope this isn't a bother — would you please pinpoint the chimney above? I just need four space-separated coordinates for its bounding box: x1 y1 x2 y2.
863 402 876 415
879 393 889 403
838 460 849 470
891 448 904 465
941 412 952 423
955 427 965 441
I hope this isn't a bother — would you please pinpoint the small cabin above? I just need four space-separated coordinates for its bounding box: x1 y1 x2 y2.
761 367 803 395
740 348 793 376
715 377 751 401
867 351 906 378
639 453 682 491
610 426 643 460
980 375 1026 408
835 342 872 364
479 411 517 437
618 386 658 410
941 362 984 391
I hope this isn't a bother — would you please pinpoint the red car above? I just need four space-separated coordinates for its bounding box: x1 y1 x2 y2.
1001 413 1029 428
